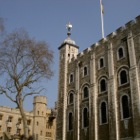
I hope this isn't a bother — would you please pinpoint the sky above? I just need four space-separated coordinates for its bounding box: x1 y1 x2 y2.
0 0 140 111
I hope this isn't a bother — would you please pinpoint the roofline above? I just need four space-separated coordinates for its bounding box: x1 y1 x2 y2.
58 42 79 50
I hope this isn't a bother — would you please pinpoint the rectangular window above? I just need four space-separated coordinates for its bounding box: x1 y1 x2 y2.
98 57 105 70
18 118 22 124
7 127 11 133
69 73 74 83
83 66 88 76
46 132 52 137
27 120 31 125
17 129 21 135
40 131 42 135
8 116 13 122
0 115 3 120
28 130 30 135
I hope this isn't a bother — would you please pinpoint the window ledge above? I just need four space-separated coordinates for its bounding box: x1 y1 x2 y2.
119 82 129 87
99 122 108 125
121 117 131 121
98 66 105 70
82 98 89 102
117 56 125 61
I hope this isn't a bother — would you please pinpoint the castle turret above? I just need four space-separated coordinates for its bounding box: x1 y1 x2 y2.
33 96 47 140
56 23 79 140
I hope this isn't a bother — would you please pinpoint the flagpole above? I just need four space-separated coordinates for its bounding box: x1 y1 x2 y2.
100 0 105 38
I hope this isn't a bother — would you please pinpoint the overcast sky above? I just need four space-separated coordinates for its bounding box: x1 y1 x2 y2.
0 0 140 111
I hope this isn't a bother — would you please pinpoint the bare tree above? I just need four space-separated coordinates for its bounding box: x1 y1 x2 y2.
0 29 53 138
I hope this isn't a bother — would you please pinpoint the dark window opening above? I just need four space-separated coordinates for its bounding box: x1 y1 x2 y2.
100 79 106 92
18 118 22 124
40 131 43 136
27 120 31 125
83 87 89 98
83 108 89 127
84 66 88 76
120 70 127 85
118 48 124 59
17 129 21 135
122 95 130 119
8 116 13 122
69 93 74 104
101 102 107 124
70 74 74 83
0 115 3 120
69 113 73 130
100 58 104 68
7 127 11 133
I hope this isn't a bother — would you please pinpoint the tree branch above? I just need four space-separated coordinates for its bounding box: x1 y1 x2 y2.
23 88 45 101
0 86 16 103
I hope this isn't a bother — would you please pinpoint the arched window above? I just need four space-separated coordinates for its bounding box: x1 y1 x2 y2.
121 95 130 119
83 86 89 99
118 47 124 59
84 66 88 76
83 108 89 128
99 57 105 69
69 74 74 83
100 79 107 92
120 70 128 85
100 102 107 124
68 112 73 130
69 93 74 104
100 58 104 68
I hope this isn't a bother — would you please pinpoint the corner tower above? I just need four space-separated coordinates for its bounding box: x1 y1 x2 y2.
56 23 79 140
33 96 47 140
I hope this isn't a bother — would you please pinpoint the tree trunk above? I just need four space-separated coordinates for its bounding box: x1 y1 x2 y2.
18 99 28 139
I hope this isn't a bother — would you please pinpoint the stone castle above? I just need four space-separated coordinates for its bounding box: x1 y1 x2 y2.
0 96 56 140
56 15 140 140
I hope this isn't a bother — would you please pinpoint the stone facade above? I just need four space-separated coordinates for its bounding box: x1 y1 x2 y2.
56 15 140 140
0 96 56 140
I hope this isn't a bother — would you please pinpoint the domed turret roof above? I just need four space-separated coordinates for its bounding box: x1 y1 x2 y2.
63 37 76 45
58 22 79 50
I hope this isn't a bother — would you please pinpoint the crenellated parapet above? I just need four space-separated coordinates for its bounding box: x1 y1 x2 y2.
57 15 140 140
33 96 47 105
69 15 140 63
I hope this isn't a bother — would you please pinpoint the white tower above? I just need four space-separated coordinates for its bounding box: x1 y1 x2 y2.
56 22 79 140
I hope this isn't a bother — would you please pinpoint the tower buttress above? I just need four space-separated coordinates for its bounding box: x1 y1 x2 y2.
56 22 79 140
33 96 47 140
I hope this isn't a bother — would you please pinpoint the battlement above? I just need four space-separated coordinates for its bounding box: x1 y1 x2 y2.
33 96 47 105
81 15 139 58
0 106 33 116
136 15 140 22
68 15 140 65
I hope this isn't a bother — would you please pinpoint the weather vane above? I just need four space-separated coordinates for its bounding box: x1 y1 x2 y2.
66 22 72 37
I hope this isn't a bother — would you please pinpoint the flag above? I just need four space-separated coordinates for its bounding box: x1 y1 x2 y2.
100 0 104 14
